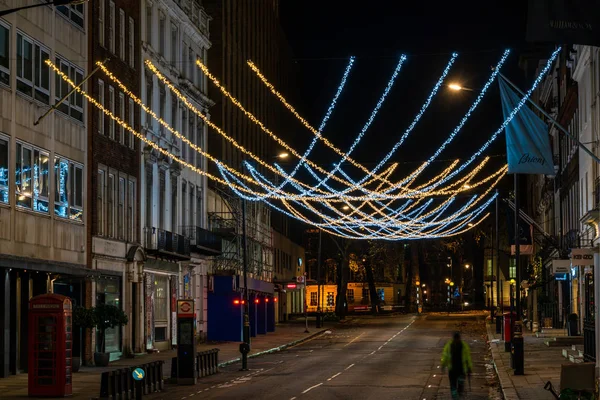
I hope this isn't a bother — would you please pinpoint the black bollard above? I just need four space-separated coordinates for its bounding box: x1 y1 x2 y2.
512 321 524 375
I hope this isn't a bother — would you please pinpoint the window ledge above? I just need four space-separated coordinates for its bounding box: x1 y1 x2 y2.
54 215 84 225
16 206 51 219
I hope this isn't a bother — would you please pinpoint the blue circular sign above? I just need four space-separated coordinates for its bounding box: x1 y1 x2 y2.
132 368 145 381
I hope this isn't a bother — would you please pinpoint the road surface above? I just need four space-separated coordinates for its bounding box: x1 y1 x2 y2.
149 314 501 400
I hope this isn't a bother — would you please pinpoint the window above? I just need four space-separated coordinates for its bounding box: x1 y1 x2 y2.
109 1 115 53
0 22 10 86
128 17 134 68
181 108 187 161
188 185 194 231
347 289 355 303
326 292 334 307
97 169 105 235
171 178 178 231
98 0 105 46
128 98 135 148
0 135 7 204
107 173 114 236
119 9 125 60
54 156 83 221
57 4 84 28
145 4 152 45
182 45 187 78
154 275 168 322
159 84 165 135
17 33 50 104
98 79 105 134
196 119 203 168
509 258 516 279
196 193 202 226
16 142 49 213
108 86 115 139
159 12 165 56
487 259 493 277
170 24 178 66
127 179 135 242
188 47 193 82
118 177 125 239
310 292 317 306
362 288 369 301
188 114 194 163
119 92 125 144
55 57 83 122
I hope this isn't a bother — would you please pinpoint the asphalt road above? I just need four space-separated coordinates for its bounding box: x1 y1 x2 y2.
148 314 502 400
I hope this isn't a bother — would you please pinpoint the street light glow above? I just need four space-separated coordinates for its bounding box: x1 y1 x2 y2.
448 83 463 91
277 152 289 159
342 205 350 210
465 264 470 269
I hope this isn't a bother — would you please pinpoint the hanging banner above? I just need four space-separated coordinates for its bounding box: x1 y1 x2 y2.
507 206 534 255
571 248 595 266
499 78 556 175
526 0 600 47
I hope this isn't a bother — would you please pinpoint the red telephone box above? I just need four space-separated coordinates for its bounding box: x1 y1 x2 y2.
28 294 73 397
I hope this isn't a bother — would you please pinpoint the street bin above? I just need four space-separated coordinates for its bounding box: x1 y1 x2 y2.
511 321 524 375
503 312 516 352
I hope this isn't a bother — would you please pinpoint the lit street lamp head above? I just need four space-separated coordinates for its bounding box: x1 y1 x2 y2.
342 205 350 210
277 152 289 159
448 83 463 91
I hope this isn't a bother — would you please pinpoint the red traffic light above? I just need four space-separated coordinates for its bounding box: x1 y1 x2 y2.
254 298 259 304
233 299 240 305
265 298 269 303
274 298 278 302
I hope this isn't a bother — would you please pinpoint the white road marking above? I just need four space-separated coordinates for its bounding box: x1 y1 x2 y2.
327 372 342 381
370 350 376 355
345 363 355 370
290 397 297 400
344 331 365 347
302 383 323 393
378 346 383 350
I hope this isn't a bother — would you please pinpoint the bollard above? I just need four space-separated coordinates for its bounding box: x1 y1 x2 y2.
511 321 524 375
495 315 502 334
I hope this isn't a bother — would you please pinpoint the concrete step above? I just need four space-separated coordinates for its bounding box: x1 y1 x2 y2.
545 336 584 347
562 348 584 363
536 328 568 338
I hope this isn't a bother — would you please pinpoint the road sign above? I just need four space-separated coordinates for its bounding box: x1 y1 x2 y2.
132 368 145 381
296 276 305 284
177 300 194 318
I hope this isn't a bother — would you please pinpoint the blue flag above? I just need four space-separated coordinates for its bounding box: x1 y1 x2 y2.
499 77 556 175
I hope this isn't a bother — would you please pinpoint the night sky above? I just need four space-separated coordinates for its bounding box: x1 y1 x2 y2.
277 1 545 194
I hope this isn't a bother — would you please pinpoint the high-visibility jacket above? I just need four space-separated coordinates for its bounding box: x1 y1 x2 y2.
441 340 473 373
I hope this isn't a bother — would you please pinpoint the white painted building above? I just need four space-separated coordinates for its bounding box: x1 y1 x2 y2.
140 0 214 349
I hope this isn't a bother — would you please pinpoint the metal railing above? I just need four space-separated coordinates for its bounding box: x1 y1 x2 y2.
144 227 191 257
99 361 164 399
584 318 596 362
170 348 219 379
182 226 222 254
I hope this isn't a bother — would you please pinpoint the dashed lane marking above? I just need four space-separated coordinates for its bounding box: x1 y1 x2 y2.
302 383 323 394
345 363 355 370
328 372 342 381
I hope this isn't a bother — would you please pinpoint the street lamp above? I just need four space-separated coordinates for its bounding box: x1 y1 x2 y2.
0 0 87 18
447 83 475 92
342 205 350 211
275 152 289 159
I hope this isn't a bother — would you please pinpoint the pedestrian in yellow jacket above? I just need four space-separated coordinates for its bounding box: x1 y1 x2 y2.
441 332 473 399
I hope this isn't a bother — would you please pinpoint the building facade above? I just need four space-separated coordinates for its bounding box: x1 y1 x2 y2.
140 0 215 349
272 229 305 322
0 2 88 376
203 0 298 340
87 0 143 362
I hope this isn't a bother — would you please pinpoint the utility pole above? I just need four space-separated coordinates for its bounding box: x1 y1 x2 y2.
240 192 250 370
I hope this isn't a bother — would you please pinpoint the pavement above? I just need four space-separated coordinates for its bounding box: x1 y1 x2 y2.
486 322 563 399
142 312 501 400
0 319 335 400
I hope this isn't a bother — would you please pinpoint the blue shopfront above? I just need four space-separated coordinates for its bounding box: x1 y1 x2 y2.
207 275 275 342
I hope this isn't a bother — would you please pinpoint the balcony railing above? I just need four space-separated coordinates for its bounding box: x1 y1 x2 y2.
144 227 191 260
182 226 222 256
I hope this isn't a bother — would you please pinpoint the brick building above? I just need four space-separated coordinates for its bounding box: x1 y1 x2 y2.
86 0 143 362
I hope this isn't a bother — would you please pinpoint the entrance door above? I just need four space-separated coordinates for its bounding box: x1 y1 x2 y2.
583 273 595 362
131 283 137 352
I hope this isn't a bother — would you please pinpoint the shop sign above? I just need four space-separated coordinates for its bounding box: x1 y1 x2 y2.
552 259 571 274
571 248 595 266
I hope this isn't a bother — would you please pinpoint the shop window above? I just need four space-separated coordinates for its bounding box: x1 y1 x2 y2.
326 292 334 307
0 134 8 204
54 156 83 221
16 141 49 213
310 292 317 306
154 275 168 322
509 258 516 279
362 288 369 300
127 179 135 242
347 289 355 303
96 280 122 353
155 327 167 342
487 259 493 277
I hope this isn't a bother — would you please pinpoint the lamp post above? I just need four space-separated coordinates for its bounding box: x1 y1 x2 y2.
0 0 87 18
240 191 250 371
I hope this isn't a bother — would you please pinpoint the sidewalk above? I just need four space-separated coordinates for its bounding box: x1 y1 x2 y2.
486 323 562 400
0 319 336 399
